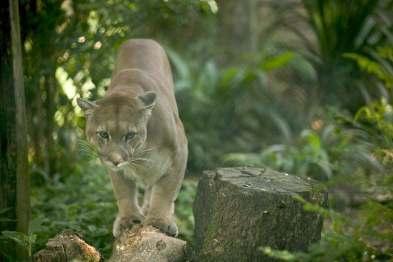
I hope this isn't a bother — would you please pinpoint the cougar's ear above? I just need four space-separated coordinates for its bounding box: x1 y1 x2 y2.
138 91 157 111
77 98 97 115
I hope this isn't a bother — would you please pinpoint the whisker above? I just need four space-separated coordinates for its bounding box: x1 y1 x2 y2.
130 144 154 156
128 161 144 169
138 147 154 153
132 157 152 162
127 143 156 168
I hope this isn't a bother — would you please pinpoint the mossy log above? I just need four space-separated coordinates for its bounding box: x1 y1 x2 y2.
33 231 101 262
109 226 186 262
34 226 185 262
191 167 328 262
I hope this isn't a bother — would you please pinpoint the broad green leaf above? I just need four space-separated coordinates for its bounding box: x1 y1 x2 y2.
260 51 295 71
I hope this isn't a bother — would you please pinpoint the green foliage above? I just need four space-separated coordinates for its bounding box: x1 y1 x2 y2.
355 99 393 146
260 51 296 71
0 231 36 259
199 0 218 14
302 0 380 63
300 0 392 107
346 43 393 161
171 49 311 173
224 127 332 179
18 1 392 261
224 116 383 181
175 180 198 242
345 53 393 88
345 45 393 88
262 195 393 261
30 160 197 259
31 161 115 258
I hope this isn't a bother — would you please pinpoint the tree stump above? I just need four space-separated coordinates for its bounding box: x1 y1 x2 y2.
191 167 328 262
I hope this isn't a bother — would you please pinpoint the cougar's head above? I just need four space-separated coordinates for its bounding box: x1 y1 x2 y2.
77 92 156 171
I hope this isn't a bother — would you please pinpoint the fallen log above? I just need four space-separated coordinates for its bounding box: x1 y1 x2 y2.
34 226 186 262
33 230 100 262
109 225 186 262
190 167 328 262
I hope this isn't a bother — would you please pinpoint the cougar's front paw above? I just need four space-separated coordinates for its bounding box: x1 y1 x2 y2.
143 216 178 237
113 213 144 238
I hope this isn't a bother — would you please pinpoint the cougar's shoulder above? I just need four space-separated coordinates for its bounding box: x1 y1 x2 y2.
113 39 169 80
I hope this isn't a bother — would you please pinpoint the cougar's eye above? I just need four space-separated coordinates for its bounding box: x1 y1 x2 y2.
125 131 136 141
97 131 109 140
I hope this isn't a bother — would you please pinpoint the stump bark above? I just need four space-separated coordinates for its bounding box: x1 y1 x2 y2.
191 167 327 262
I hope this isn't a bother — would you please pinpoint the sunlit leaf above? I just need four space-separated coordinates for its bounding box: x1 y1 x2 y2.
260 51 295 71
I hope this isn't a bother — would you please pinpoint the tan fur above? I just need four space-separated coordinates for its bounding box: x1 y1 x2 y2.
77 39 188 237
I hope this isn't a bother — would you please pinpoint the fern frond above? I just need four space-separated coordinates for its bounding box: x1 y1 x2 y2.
344 53 393 87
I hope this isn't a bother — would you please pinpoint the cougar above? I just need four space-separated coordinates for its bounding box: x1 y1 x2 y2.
77 39 188 237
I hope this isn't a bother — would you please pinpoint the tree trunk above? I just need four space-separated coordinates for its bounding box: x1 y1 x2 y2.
9 0 30 237
215 0 253 64
191 167 327 262
43 72 56 176
0 0 17 260
9 0 30 260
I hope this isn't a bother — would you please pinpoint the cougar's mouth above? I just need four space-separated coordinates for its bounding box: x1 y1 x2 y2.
103 160 129 171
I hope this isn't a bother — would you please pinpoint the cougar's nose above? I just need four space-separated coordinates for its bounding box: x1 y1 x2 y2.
110 153 123 167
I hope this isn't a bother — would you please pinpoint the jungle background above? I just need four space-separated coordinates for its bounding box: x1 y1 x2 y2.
1 0 393 261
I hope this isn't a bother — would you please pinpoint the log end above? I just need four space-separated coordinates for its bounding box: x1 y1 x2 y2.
33 230 100 262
